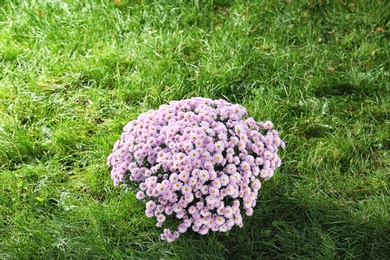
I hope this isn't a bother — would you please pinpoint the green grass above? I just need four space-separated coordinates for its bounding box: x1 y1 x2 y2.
1 0 389 259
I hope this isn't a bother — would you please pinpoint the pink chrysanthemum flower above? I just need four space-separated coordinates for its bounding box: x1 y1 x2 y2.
107 97 285 242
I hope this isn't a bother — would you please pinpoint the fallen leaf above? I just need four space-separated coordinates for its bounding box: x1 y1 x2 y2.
374 26 384 32
261 45 270 51
37 10 45 17
113 0 121 6
327 67 335 72
371 50 376 56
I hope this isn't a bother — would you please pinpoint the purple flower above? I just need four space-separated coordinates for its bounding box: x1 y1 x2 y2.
181 185 192 195
215 141 225 152
263 120 274 130
226 164 237 174
107 97 285 242
136 191 145 200
199 170 210 183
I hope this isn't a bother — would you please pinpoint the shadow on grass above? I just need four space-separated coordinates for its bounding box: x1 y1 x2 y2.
314 83 358 98
173 184 390 259
313 82 385 100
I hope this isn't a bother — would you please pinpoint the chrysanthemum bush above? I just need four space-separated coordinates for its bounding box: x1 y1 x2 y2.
107 97 285 242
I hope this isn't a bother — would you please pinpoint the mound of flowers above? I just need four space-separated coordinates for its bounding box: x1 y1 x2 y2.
107 97 285 242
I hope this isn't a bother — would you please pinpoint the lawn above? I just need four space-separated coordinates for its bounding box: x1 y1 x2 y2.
0 0 389 259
